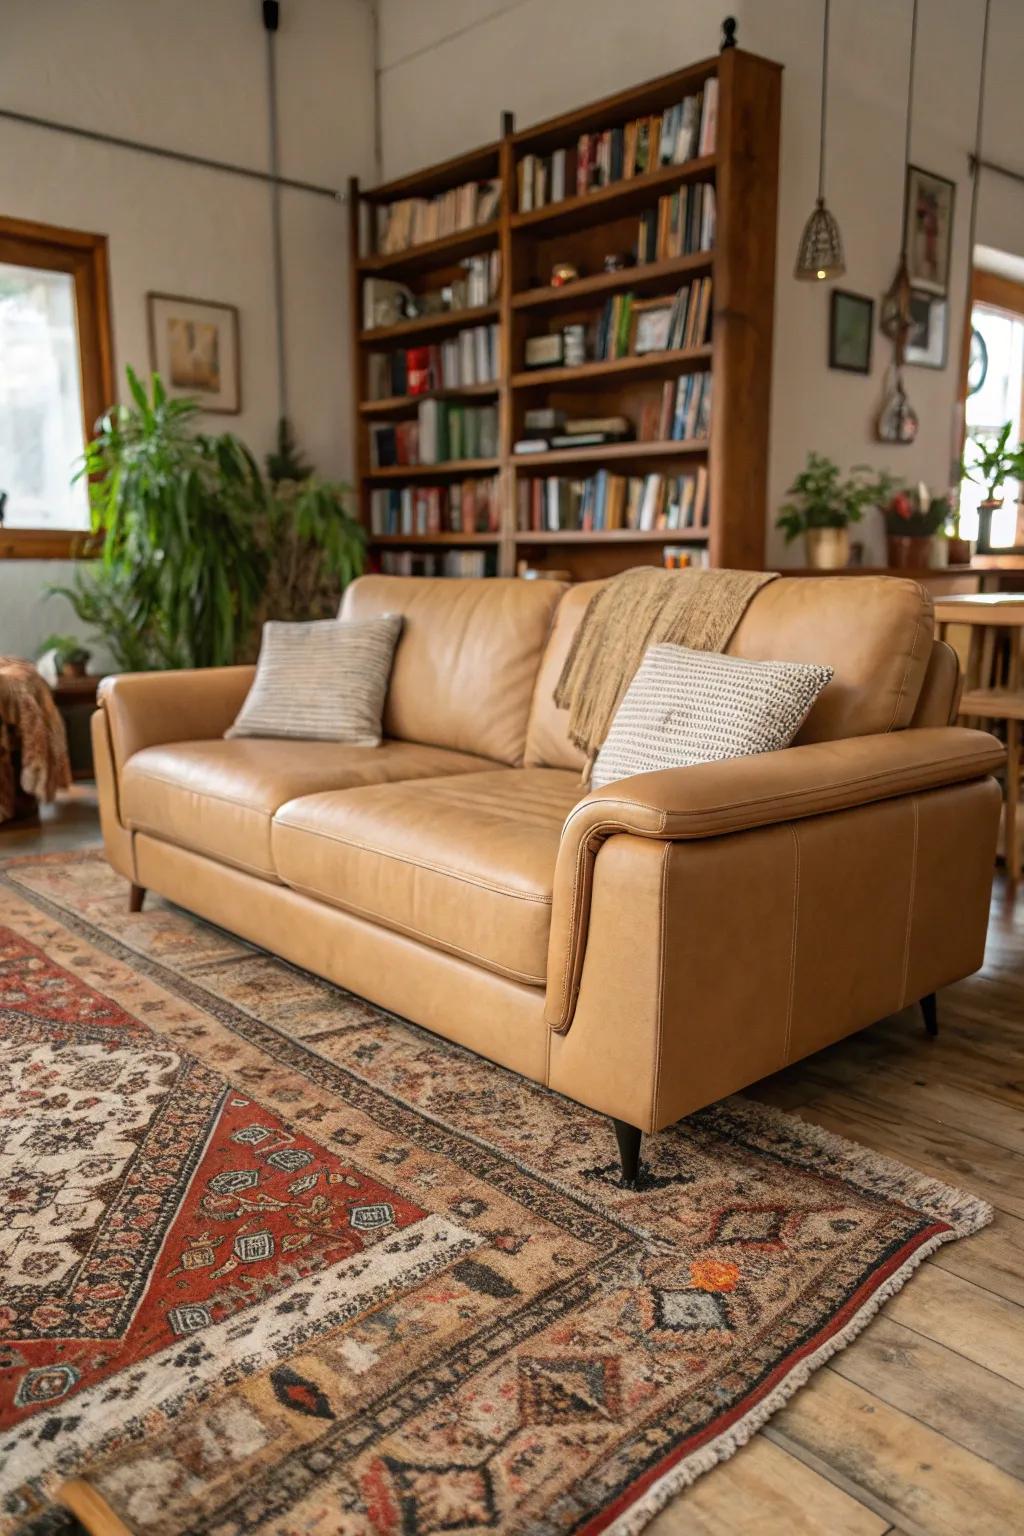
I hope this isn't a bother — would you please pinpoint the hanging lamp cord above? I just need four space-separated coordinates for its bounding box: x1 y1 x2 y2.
900 0 919 245
817 0 830 202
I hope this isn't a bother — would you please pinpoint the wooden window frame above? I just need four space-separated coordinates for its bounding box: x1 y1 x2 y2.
0 214 115 558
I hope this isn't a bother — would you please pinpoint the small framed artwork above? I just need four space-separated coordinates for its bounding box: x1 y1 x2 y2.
904 165 956 295
630 298 673 355
147 292 241 413
905 289 948 369
829 289 874 374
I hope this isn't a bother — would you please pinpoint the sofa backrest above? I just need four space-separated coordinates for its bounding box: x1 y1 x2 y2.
525 573 935 768
342 575 565 764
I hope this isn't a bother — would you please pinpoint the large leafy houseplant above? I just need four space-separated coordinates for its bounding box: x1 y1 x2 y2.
776 453 900 569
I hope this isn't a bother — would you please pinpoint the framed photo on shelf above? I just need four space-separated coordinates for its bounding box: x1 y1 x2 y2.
905 289 948 369
904 165 955 295
147 292 241 413
828 289 873 374
629 298 674 355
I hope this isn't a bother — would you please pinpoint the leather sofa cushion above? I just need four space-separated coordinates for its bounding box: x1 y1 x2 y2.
272 768 583 985
341 576 566 766
526 575 935 768
120 738 491 881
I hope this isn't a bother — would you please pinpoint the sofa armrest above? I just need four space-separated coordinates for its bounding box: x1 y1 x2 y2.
545 726 1004 1031
97 666 256 775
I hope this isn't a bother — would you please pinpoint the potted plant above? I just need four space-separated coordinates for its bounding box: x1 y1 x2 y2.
37 634 91 679
777 453 900 569
884 487 949 569
960 421 1024 551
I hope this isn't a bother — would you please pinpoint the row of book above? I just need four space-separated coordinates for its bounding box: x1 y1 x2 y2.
638 372 712 443
362 255 500 331
515 81 718 211
367 325 499 400
371 402 498 467
375 179 501 255
592 279 712 362
370 477 501 537
638 183 716 262
379 550 491 579
517 467 709 533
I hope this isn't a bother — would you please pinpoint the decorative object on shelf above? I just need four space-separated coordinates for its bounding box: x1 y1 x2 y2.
525 333 564 369
146 292 241 414
721 15 738 50
905 165 956 296
905 289 948 368
36 635 91 681
875 365 918 445
603 252 632 272
629 298 674 354
550 263 579 287
562 323 587 367
776 453 899 570
794 0 844 280
828 290 873 373
883 485 948 569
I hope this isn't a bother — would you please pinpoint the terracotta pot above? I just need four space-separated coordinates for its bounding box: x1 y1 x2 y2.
886 535 933 570
59 660 88 680
804 527 850 570
947 536 973 566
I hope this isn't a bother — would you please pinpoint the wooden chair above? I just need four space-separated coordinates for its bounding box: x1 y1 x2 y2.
936 594 1024 883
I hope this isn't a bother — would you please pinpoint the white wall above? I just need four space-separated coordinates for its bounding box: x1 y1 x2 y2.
0 0 376 661
376 0 1024 566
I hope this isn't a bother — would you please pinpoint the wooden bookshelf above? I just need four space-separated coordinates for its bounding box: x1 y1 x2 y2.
348 39 781 579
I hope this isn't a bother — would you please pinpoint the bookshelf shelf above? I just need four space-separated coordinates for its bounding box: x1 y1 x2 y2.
357 220 500 279
511 347 713 390
510 156 716 236
512 253 714 312
349 45 781 580
359 385 499 418
359 304 499 348
367 459 500 481
513 439 709 469
515 529 708 544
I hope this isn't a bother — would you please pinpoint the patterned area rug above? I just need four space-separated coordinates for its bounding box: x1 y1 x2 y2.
1 851 990 1536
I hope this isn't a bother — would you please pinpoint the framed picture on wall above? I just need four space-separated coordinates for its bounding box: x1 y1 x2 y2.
904 165 955 295
828 289 874 374
904 289 948 369
147 292 241 413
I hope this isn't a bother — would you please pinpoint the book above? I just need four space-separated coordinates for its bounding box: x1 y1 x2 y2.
515 470 710 533
376 178 501 255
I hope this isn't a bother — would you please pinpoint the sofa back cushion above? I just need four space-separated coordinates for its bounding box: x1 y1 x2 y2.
341 575 565 765
525 573 934 767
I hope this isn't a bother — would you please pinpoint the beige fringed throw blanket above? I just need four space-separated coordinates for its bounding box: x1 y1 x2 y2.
0 657 72 821
554 566 778 776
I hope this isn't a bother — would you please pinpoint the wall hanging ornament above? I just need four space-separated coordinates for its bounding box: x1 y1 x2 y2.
795 0 845 280
877 0 920 441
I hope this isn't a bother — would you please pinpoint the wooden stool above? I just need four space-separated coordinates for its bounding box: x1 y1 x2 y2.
936 594 1024 883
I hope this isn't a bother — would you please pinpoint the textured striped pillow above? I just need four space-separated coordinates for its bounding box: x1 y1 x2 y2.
591 644 833 790
226 616 402 744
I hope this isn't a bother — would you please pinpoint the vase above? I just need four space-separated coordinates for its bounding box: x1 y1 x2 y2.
931 536 950 568
977 498 1003 553
886 535 933 570
804 527 850 570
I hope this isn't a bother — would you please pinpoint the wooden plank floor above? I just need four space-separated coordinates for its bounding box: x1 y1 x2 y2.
3 792 1023 1535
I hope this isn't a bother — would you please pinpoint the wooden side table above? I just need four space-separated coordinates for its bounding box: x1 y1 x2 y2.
49 674 104 781
935 595 1024 883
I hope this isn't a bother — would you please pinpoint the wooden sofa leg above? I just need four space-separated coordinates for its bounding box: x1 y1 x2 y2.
128 883 146 913
612 1118 643 1190
921 992 938 1038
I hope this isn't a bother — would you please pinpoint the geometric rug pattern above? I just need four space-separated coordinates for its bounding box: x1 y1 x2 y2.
0 852 990 1536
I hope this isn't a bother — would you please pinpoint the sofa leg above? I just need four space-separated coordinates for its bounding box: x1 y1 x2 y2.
921 992 938 1038
128 883 146 914
612 1118 643 1190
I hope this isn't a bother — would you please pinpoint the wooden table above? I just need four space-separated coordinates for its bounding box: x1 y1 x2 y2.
48 674 104 781
935 595 1024 882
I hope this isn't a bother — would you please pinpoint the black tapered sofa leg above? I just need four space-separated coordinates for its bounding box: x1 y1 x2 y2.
921 992 938 1037
612 1118 643 1189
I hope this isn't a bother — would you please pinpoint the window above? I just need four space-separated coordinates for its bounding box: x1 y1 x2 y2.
960 269 1024 548
0 217 114 557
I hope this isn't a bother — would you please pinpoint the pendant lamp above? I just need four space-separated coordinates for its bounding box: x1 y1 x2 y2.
795 0 845 280
880 0 920 361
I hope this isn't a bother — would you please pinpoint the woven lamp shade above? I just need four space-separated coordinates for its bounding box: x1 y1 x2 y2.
794 197 846 280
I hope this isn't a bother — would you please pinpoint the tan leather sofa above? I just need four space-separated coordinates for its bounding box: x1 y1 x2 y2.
92 574 1004 1183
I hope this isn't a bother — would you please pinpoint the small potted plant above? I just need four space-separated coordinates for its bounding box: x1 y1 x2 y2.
38 634 92 680
960 421 1024 551
777 453 900 569
884 487 949 569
